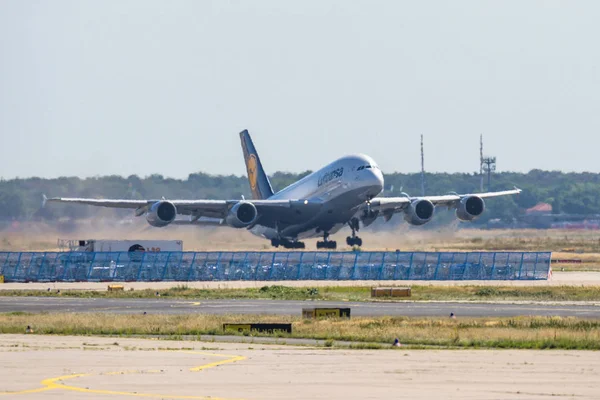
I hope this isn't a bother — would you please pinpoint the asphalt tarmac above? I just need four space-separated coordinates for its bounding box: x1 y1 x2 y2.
1 296 600 318
5 335 600 400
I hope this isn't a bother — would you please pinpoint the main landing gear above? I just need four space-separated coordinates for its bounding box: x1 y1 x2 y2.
271 238 305 249
316 232 337 250
346 217 363 247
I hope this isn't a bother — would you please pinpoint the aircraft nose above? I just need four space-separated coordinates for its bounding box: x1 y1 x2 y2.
369 168 384 191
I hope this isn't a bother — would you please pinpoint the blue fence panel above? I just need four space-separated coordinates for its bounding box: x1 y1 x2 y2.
212 252 232 281
295 252 313 280
239 252 257 280
0 251 552 282
267 252 286 280
462 252 481 279
0 252 9 276
189 252 207 281
223 252 246 281
433 252 453 280
454 252 469 280
337 253 357 280
176 252 194 281
250 252 269 281
195 252 216 281
351 252 371 280
280 252 300 280
503 252 523 280
87 253 111 281
17 253 51 282
306 252 329 280
533 252 552 280
3 253 20 280
21 253 43 282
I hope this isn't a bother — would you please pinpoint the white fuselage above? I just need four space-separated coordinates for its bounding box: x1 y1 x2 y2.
250 154 384 240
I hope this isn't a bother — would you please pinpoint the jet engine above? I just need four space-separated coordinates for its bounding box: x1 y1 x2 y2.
403 199 435 226
456 195 485 221
146 201 177 227
225 201 258 228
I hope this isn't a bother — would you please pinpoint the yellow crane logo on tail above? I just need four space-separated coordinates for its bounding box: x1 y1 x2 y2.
247 154 258 191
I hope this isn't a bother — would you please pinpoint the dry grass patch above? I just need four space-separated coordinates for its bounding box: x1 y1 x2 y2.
1 313 599 350
3 285 600 302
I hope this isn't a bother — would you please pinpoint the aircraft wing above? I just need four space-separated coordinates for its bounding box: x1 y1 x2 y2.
43 196 321 225
44 196 229 218
366 188 522 213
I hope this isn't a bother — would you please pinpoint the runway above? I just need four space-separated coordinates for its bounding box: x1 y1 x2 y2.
1 296 600 318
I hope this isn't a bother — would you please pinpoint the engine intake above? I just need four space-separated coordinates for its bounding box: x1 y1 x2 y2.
404 199 435 226
225 201 258 228
456 196 485 221
146 201 177 227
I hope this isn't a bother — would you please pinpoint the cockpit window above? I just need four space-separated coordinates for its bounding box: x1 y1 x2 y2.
358 164 378 170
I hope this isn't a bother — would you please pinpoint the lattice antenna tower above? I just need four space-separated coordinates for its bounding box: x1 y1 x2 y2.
420 134 425 196
482 156 496 191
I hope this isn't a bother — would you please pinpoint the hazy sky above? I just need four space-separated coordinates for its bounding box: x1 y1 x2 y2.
1 1 599 179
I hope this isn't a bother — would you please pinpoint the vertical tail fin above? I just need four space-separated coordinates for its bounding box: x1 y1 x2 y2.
239 129 274 200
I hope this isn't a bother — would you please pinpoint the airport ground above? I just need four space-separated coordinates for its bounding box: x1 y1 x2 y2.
1 334 599 400
2 226 600 398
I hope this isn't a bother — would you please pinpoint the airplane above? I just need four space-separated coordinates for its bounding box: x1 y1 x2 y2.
44 130 521 249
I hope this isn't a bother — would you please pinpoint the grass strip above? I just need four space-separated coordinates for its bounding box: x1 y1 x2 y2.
2 313 600 350
2 285 600 302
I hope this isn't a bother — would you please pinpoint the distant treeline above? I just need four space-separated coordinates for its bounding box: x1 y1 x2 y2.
1 170 599 223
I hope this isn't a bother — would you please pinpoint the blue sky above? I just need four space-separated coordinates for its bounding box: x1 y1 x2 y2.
1 1 599 178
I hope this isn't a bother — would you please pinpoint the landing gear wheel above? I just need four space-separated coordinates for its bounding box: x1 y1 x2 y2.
346 236 363 247
316 241 337 250
293 241 305 249
347 218 362 247
280 239 305 249
271 239 280 248
317 232 336 250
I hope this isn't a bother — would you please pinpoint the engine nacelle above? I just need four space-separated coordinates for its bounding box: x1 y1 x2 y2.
403 199 435 226
146 201 177 227
225 201 258 228
456 195 485 221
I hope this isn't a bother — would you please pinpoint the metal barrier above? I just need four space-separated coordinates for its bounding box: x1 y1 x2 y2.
0 251 551 283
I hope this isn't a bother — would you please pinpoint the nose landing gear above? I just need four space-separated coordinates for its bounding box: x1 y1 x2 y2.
346 236 363 247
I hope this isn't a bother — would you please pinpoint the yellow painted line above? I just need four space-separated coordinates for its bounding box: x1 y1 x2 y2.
183 351 247 372
1 350 248 399
42 373 235 399
0 386 53 396
41 373 90 388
